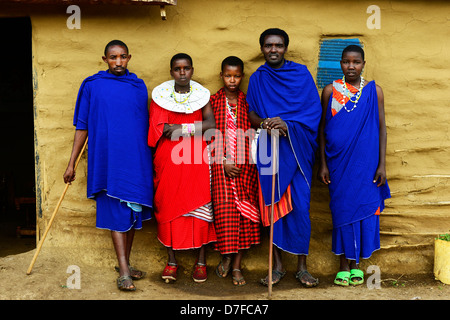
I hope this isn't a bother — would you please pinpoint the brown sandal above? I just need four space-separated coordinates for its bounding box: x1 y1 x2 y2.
215 257 231 278
295 270 319 288
260 270 286 286
117 275 136 291
114 265 147 280
232 269 246 287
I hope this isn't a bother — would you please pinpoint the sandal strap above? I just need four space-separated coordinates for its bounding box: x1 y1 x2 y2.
350 269 364 278
296 270 319 287
216 260 231 278
260 270 286 286
114 265 146 280
118 275 133 281
334 271 350 286
335 271 351 279
232 270 246 286
273 269 287 278
295 270 318 280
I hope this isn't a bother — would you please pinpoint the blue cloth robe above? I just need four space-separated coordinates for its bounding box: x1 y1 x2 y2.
324 80 391 262
73 70 153 229
247 61 321 254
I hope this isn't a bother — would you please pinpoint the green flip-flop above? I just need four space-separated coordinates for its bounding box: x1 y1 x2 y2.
350 269 364 286
334 271 350 286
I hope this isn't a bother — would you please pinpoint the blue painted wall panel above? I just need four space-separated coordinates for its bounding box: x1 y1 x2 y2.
317 38 362 88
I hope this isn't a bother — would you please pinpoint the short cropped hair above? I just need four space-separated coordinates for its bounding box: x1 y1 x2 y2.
170 53 193 69
104 40 129 56
342 45 365 61
221 56 244 72
259 28 289 48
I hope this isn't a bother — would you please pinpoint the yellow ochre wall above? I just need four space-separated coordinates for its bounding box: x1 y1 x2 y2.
1 0 448 275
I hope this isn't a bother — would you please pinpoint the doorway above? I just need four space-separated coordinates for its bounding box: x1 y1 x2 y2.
0 17 36 257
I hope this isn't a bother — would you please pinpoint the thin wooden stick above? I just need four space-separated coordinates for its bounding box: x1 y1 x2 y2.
268 131 278 299
27 138 88 275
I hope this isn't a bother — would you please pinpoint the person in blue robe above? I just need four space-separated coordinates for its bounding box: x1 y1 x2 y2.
64 40 153 291
247 28 322 287
318 45 390 286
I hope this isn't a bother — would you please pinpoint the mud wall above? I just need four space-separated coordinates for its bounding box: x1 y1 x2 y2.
1 0 448 275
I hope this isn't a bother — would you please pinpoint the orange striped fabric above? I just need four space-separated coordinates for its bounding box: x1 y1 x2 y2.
331 79 359 117
258 183 293 227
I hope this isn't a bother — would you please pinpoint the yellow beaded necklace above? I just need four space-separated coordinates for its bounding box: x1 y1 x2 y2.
172 85 193 104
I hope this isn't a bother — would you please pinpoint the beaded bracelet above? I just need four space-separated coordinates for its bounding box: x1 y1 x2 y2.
181 123 195 136
181 124 188 135
260 118 269 129
260 119 265 129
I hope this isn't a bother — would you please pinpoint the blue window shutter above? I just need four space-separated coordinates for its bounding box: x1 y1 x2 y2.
317 38 363 89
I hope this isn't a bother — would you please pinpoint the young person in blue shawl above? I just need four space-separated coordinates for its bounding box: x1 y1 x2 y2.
318 45 391 286
247 28 321 287
64 40 153 291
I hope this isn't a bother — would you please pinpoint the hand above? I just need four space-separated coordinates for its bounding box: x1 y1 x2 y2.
373 165 387 187
317 165 331 185
63 166 76 185
163 123 182 139
264 117 287 137
223 161 242 178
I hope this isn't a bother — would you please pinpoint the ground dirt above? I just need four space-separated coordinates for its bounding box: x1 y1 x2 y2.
1 248 448 301
0 243 448 319
0 215 448 319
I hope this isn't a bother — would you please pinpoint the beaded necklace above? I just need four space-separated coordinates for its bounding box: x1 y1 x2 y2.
172 85 193 104
342 76 364 113
226 98 237 118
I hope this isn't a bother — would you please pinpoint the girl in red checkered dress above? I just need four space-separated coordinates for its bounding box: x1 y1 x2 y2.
210 56 261 286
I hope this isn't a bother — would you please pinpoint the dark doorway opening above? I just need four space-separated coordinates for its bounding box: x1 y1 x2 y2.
0 17 36 256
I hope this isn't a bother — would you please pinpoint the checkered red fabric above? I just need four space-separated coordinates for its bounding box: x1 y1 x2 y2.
210 88 259 206
213 202 260 254
210 88 260 254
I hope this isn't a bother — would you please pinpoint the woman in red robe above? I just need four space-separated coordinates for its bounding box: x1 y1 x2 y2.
148 53 216 283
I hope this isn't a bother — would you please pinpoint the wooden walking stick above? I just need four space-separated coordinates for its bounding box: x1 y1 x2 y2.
27 138 88 275
268 131 278 299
